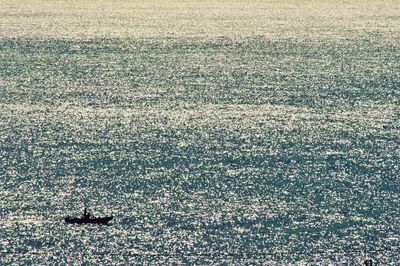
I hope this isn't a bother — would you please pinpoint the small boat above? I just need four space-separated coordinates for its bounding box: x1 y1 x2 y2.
65 208 113 224
64 215 113 224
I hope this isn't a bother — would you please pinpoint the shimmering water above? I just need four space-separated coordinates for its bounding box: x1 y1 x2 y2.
0 1 399 264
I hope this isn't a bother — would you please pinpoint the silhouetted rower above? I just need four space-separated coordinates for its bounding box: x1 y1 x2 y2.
84 208 90 218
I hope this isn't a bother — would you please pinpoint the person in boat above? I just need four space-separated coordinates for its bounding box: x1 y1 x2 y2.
84 208 91 219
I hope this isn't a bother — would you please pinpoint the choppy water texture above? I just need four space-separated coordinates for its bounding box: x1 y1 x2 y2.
0 0 399 264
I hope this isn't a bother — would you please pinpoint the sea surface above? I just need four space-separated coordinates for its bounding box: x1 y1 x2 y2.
0 0 399 264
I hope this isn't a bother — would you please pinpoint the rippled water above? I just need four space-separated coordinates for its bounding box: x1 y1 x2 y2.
0 1 399 264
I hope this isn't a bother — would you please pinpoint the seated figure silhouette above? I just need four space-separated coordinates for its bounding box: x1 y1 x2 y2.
83 208 91 219
364 259 373 266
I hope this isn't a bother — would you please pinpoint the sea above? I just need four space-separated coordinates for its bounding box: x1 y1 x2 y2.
0 0 399 264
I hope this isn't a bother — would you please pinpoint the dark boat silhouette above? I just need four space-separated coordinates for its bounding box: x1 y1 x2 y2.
64 215 113 224
65 208 113 224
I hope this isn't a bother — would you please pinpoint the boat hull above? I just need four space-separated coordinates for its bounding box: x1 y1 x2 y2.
65 216 113 224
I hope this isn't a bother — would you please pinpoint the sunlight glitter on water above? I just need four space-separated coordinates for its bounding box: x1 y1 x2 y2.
0 0 399 264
